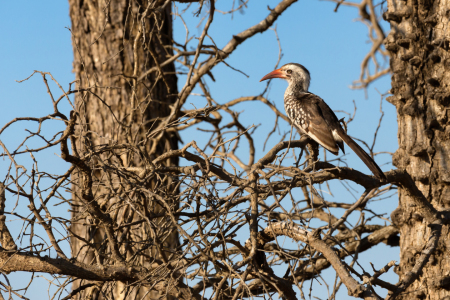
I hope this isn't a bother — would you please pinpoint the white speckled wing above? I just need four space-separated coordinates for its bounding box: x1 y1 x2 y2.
284 93 340 155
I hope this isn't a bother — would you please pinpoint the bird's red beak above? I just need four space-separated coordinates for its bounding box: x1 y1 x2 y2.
260 68 286 82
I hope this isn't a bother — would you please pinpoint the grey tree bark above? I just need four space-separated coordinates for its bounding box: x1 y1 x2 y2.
68 1 179 298
385 0 450 298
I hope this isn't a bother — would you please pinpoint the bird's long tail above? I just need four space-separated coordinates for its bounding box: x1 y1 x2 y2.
336 128 386 180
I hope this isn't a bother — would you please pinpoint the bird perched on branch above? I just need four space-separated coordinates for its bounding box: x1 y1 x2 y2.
260 63 386 180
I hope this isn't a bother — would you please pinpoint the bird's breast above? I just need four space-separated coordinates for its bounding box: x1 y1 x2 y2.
284 97 308 130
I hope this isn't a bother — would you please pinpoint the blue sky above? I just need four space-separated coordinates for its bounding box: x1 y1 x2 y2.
0 1 399 299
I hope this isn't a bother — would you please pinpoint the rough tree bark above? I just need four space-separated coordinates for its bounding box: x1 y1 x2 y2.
68 1 178 298
385 0 450 298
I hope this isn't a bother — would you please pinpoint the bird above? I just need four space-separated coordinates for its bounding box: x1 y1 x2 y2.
260 63 386 181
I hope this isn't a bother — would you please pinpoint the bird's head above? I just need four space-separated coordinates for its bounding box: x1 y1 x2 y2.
260 63 310 91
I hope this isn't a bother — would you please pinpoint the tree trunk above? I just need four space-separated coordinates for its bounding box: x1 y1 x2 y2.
68 1 178 298
386 0 450 297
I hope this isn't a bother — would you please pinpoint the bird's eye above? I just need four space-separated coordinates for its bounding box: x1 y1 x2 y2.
286 70 292 74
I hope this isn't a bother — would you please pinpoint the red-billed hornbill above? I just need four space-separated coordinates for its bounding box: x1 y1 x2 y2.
260 63 386 180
